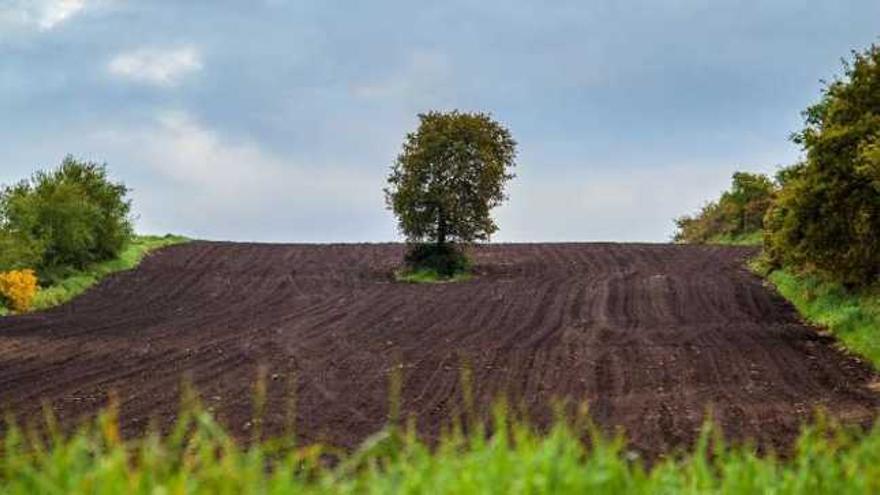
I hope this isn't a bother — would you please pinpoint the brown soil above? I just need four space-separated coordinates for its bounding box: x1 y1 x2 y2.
0 242 876 457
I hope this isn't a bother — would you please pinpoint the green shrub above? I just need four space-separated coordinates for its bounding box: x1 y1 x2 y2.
764 45 880 286
404 243 470 277
0 156 133 281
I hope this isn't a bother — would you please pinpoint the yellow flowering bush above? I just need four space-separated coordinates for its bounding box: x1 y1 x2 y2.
0 269 38 313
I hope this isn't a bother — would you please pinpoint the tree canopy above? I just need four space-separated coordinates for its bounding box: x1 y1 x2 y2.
385 111 517 247
0 156 132 279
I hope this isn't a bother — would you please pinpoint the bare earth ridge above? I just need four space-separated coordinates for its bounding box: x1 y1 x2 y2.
0 242 876 457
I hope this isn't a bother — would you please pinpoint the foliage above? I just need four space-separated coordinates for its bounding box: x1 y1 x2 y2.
706 231 764 247
0 235 188 316
385 110 517 247
764 45 880 286
32 235 187 312
0 269 38 314
2 400 880 494
0 156 133 280
674 172 776 244
0 230 43 272
402 242 470 278
753 259 880 367
395 268 473 284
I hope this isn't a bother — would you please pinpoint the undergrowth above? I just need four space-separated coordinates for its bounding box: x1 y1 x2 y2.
395 268 473 284
707 231 763 247
0 234 188 316
2 399 879 494
398 243 472 283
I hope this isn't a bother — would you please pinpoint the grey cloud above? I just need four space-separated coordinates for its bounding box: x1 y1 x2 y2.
1 1 878 242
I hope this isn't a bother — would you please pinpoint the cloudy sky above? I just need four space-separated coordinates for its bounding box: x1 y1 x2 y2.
1 1 878 242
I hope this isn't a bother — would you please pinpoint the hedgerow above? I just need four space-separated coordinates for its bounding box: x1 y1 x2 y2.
764 45 880 286
674 172 776 244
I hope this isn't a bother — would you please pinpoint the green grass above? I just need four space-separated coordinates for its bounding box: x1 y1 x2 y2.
395 268 472 284
2 400 880 494
707 231 763 247
755 264 880 368
0 234 188 316
704 230 877 367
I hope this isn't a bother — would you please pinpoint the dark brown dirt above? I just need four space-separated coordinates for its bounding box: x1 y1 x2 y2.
0 242 876 457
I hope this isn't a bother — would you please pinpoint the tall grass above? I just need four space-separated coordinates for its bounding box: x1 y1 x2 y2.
0 234 188 316
2 400 879 494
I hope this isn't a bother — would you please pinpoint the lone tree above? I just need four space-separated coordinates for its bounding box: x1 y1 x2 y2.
385 110 517 276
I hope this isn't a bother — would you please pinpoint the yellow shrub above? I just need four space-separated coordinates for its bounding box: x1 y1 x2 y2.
0 269 38 313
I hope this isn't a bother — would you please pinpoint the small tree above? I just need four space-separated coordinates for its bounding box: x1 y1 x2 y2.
0 156 133 280
385 110 517 275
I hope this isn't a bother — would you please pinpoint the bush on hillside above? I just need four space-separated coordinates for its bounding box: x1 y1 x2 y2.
674 171 776 244
764 45 880 286
0 156 133 282
0 269 38 313
404 243 470 277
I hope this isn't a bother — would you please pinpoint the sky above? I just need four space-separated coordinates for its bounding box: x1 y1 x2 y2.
1 1 878 243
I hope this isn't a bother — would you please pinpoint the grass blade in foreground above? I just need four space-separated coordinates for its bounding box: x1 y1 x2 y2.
2 403 879 494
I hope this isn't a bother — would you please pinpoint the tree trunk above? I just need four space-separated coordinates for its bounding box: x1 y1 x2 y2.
437 208 447 246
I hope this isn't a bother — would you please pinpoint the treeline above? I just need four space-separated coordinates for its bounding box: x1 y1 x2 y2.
675 43 880 287
674 171 776 245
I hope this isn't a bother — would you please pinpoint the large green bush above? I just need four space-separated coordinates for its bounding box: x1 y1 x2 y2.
764 45 880 286
403 242 470 276
674 171 776 244
0 156 133 280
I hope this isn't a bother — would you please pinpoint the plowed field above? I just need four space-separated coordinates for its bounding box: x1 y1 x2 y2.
0 242 876 457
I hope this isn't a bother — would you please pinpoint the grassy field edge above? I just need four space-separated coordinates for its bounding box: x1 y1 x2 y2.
703 231 879 369
754 264 880 369
0 234 188 316
699 227 878 369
